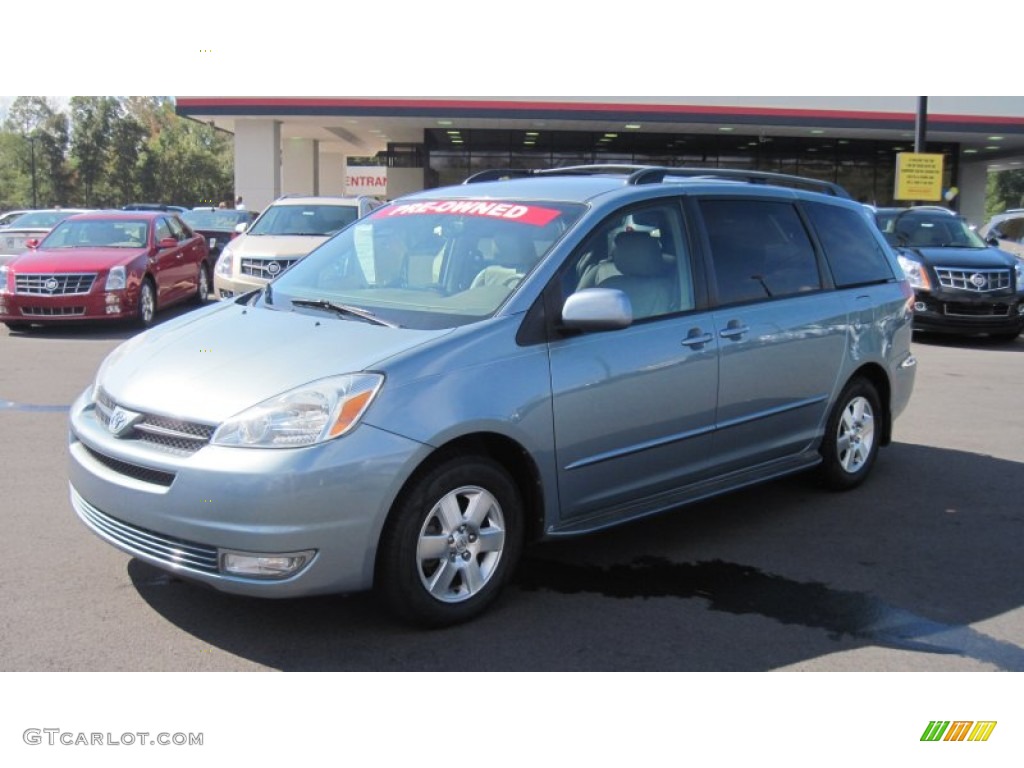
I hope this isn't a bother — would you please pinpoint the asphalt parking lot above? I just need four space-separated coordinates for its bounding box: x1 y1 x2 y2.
1 307 1022 671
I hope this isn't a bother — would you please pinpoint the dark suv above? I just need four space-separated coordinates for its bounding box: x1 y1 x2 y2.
874 206 1024 340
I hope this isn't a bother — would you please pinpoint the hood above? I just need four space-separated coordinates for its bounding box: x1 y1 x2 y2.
899 245 1018 269
8 246 147 272
227 233 328 261
98 300 451 423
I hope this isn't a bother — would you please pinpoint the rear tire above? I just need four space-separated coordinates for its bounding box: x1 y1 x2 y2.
376 455 524 627
819 378 881 490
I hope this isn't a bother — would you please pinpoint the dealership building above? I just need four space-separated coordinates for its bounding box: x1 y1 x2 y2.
176 97 1024 224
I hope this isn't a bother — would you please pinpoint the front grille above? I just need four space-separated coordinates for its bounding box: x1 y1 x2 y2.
240 257 300 279
73 490 220 574
82 445 176 487
21 306 86 316
935 267 1011 292
94 388 216 455
134 416 216 454
16 273 97 295
944 302 1011 318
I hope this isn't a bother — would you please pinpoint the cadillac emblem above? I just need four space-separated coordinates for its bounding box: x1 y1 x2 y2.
44 278 59 293
970 273 987 289
266 261 282 276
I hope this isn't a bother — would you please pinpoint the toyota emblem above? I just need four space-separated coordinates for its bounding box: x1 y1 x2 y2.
107 406 141 437
969 273 987 288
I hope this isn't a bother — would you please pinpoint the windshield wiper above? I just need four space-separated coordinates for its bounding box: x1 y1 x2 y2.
291 298 398 327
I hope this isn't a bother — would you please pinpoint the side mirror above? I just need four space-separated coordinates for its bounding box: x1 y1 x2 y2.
25 238 40 248
986 236 1001 247
158 237 178 250
234 222 248 234
561 288 633 331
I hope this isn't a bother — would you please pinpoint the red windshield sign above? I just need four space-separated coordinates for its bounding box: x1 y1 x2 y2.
378 200 561 227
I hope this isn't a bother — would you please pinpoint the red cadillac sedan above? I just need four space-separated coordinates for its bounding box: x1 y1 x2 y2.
0 211 210 331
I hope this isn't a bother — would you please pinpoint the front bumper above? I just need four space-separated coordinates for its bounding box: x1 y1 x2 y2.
910 289 1024 336
0 289 137 323
213 272 266 300
68 387 430 597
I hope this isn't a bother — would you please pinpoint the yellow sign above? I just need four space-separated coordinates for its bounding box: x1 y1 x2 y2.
894 153 944 201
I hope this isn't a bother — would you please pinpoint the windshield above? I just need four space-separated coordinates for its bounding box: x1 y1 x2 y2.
876 211 985 248
264 198 586 329
248 203 359 237
182 210 251 230
9 211 79 229
41 218 149 249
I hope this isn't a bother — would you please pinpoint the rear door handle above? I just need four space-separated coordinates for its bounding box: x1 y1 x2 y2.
719 322 750 340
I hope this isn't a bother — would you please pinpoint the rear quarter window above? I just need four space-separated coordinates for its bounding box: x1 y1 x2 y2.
804 202 895 288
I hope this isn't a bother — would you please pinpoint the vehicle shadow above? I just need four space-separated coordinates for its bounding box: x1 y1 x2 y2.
128 441 1024 671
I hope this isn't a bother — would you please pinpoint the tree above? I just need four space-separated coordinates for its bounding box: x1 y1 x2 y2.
0 96 233 209
70 96 118 207
104 113 147 205
986 169 1024 218
2 97 71 207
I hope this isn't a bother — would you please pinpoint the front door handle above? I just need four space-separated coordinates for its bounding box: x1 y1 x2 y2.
681 329 713 348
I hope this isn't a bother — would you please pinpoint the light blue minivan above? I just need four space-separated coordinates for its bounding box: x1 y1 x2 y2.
69 166 917 625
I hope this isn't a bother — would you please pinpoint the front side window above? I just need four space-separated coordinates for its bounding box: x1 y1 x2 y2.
265 199 585 329
562 200 695 320
155 219 173 242
999 217 1024 243
700 199 821 304
166 216 188 240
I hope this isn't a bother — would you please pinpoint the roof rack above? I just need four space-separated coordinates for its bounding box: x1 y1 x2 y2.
463 164 851 198
462 169 535 183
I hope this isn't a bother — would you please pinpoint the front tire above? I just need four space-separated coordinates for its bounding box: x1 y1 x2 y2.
819 378 881 490
376 455 524 627
136 278 156 328
193 263 210 305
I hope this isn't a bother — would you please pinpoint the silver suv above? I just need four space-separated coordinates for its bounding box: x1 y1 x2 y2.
69 166 917 626
213 195 382 298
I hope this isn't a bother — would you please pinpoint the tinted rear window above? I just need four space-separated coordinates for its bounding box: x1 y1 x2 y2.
805 202 894 288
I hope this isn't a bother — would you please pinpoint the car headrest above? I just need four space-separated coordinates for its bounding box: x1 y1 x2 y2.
612 232 665 277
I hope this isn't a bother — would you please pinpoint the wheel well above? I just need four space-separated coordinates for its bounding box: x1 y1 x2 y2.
849 363 892 445
393 433 546 545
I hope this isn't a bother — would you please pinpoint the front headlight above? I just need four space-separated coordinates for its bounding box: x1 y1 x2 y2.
215 247 234 278
896 254 931 290
211 373 384 448
1015 259 1024 290
104 265 126 291
0 265 10 294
